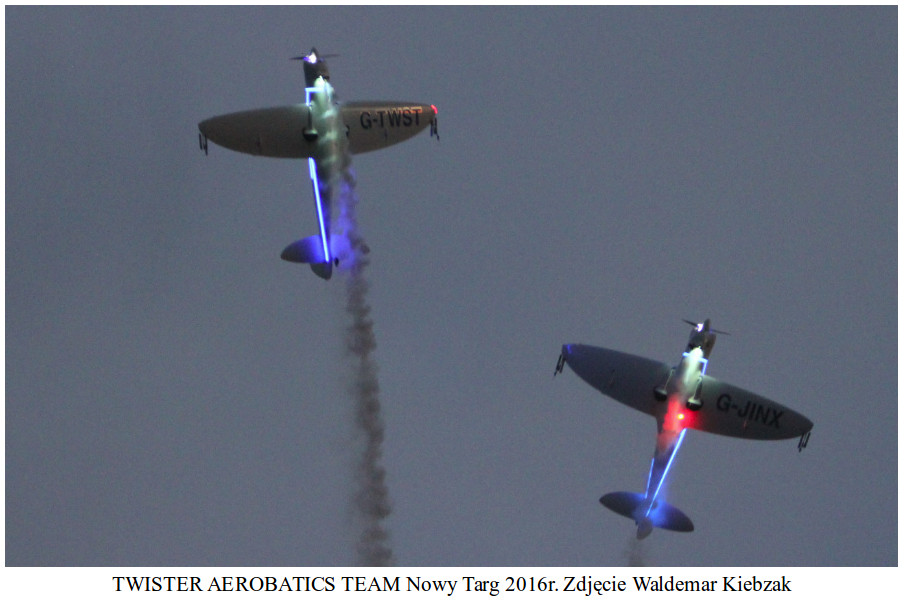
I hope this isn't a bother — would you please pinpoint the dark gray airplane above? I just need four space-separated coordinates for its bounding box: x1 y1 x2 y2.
199 49 437 279
556 320 813 539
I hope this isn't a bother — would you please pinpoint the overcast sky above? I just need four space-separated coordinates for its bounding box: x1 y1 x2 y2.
6 6 896 567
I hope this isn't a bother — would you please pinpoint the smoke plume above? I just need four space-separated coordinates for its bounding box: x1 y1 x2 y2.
624 535 648 567
335 170 393 566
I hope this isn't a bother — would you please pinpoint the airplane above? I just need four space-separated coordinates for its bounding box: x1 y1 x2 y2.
198 48 438 279
555 319 813 539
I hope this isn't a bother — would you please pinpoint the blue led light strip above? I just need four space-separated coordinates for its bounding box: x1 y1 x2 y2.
645 428 687 517
308 158 330 263
682 351 709 376
304 85 330 264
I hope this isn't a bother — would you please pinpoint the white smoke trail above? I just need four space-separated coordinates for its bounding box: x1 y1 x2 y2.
624 535 648 567
334 169 393 567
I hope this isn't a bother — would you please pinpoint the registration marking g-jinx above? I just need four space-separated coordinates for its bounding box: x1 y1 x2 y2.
716 393 783 428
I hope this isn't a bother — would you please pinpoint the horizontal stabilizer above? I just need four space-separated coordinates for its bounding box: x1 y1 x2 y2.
280 235 332 279
600 492 694 534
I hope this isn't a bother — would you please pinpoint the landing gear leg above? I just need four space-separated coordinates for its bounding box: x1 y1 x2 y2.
554 354 565 376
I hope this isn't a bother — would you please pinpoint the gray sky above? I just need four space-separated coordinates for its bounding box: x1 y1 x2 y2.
6 6 896 567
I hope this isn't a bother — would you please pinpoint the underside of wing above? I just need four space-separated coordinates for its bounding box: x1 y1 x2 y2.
198 105 316 158
561 344 671 418
341 101 436 154
690 376 814 440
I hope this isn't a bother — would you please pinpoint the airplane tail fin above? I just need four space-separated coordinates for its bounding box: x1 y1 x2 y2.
600 492 694 538
280 235 333 280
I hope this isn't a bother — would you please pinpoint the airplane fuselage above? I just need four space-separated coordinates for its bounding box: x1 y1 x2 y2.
638 347 706 538
662 348 706 423
307 75 347 167
303 74 348 278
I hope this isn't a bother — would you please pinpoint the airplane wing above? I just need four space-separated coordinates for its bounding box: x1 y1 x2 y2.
341 101 437 154
561 344 813 440
199 101 437 157
560 344 671 418
690 376 813 440
198 105 317 158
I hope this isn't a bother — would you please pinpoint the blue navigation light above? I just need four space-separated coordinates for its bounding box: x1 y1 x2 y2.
646 429 687 517
308 158 330 262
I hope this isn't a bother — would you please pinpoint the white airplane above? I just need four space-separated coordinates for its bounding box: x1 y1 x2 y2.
555 319 813 539
198 48 438 279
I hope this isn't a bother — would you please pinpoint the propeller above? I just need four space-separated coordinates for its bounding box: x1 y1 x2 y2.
290 48 339 62
682 319 730 335
291 48 338 86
